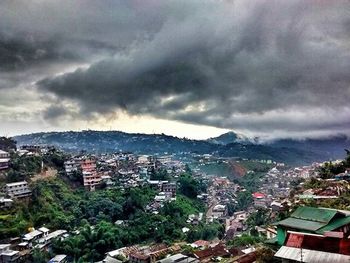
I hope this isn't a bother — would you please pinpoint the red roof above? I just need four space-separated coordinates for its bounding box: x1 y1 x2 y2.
252 192 265 199
284 232 350 255
286 233 304 248
192 240 210 247
193 244 229 260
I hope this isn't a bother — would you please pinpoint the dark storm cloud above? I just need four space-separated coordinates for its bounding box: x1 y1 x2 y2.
0 34 78 72
2 0 350 138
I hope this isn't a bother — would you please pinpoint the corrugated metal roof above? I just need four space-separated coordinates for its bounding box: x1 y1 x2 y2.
291 206 337 224
276 217 326 231
275 246 350 262
317 216 350 234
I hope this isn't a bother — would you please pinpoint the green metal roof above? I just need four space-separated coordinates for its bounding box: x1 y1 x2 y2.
291 206 337 224
275 217 326 231
316 216 350 234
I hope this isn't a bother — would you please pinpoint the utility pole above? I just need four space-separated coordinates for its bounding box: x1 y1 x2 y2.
300 247 303 263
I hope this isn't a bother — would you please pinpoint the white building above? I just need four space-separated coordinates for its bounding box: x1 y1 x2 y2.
5 181 31 199
0 150 10 170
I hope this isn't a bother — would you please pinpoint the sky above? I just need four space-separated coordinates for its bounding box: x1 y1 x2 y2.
1 0 350 140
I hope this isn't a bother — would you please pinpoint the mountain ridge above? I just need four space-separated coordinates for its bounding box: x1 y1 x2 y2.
13 130 350 165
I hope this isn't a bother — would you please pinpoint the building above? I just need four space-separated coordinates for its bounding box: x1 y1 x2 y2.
37 229 67 245
157 253 198 263
80 158 97 173
0 150 10 170
129 253 150 263
273 206 350 261
0 198 13 210
49 255 67 263
0 244 19 263
83 171 102 191
162 182 177 198
275 246 350 262
192 243 230 262
64 160 79 175
23 229 43 243
252 192 267 208
156 156 172 164
20 145 41 153
5 181 31 199
212 204 226 219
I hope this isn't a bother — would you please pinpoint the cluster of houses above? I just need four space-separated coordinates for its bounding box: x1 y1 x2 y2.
63 153 185 191
99 240 257 263
0 227 68 263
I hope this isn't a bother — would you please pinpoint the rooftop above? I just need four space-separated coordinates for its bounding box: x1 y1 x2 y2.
275 246 350 263
6 181 28 187
274 206 350 233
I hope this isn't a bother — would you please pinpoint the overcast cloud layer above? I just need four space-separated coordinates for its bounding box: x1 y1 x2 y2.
1 0 350 139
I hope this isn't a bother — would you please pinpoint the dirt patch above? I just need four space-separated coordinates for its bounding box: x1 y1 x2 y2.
228 161 247 177
31 167 57 182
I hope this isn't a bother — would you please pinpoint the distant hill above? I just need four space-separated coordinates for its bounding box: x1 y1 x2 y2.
207 131 252 145
267 135 350 161
13 130 349 165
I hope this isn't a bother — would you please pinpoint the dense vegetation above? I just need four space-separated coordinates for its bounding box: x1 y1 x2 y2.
0 137 16 152
4 154 43 183
318 150 350 179
0 169 218 261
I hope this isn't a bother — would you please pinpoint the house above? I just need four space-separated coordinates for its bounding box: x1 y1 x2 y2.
100 255 123 263
162 182 177 198
157 253 198 263
64 160 79 175
23 229 43 243
274 206 350 245
156 156 172 165
252 192 267 208
129 252 150 263
275 246 350 263
5 181 31 199
1 250 20 263
273 206 350 261
83 171 102 191
0 150 10 170
0 244 20 263
37 229 67 245
80 158 97 173
49 254 67 263
191 240 210 249
212 204 226 219
0 198 13 210
20 145 41 153
192 244 230 262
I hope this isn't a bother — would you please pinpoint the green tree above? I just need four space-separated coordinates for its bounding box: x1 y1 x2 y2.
247 208 270 227
178 174 200 199
236 191 253 210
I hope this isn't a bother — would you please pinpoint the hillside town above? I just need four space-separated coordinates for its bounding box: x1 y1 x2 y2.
0 136 349 263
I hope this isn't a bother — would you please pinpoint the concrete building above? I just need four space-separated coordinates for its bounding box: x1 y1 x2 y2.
162 182 177 198
49 255 67 263
0 150 10 170
83 171 102 191
5 181 31 199
0 244 19 263
80 158 97 173
64 160 78 175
